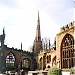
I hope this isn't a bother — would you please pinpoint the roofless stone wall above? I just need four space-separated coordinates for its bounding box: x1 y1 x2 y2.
60 21 75 32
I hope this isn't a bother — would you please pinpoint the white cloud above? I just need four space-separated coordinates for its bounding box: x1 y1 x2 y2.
0 0 74 51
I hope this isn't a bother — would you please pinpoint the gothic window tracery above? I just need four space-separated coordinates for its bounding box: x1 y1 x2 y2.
6 53 15 68
61 34 74 69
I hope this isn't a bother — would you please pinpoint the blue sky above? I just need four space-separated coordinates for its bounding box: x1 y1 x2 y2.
0 0 74 51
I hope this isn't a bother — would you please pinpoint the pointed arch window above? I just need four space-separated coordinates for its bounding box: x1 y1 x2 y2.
39 57 42 70
61 34 74 69
47 55 51 63
6 53 15 68
22 58 30 69
47 56 49 63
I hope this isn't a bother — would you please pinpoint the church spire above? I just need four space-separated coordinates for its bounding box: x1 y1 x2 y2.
33 11 43 53
37 11 40 30
36 11 41 41
38 11 40 24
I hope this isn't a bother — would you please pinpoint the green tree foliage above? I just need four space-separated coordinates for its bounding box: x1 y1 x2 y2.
48 66 61 75
70 68 75 74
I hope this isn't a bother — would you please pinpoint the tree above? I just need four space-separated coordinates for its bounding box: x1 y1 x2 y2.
42 37 51 50
48 66 61 75
28 45 33 52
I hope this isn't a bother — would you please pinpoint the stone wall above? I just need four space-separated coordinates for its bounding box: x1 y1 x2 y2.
56 21 74 69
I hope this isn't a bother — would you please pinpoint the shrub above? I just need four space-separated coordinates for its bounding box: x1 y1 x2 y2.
70 68 75 74
48 66 61 75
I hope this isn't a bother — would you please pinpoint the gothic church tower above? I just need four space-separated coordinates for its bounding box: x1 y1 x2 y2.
33 11 43 54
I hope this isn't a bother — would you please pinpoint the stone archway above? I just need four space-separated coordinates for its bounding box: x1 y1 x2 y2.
22 58 31 70
61 33 74 69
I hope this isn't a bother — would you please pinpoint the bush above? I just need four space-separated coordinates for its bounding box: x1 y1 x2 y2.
48 66 61 75
70 68 75 74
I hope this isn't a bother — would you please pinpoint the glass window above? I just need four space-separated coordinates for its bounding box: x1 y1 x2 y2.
6 53 15 68
61 34 74 69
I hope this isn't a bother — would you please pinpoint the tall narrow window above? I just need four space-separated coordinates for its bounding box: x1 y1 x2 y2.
6 53 15 69
22 58 30 69
47 56 49 63
61 34 74 69
49 55 51 62
39 58 42 70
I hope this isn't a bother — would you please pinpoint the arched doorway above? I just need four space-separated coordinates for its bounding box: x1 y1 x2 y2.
6 52 15 70
61 34 74 69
